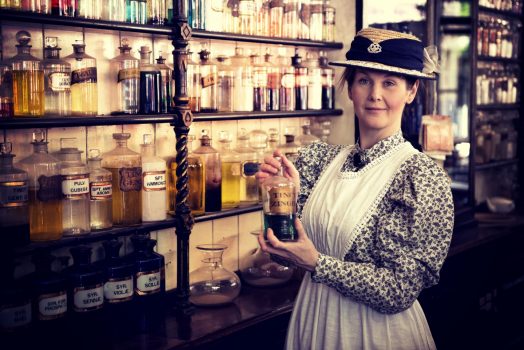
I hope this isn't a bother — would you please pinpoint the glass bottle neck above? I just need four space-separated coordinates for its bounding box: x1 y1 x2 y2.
33 143 49 153
141 144 155 157
88 158 102 169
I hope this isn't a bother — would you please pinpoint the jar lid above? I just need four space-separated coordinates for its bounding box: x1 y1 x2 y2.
112 133 131 140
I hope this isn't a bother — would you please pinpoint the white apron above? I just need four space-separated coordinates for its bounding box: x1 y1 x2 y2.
286 142 436 350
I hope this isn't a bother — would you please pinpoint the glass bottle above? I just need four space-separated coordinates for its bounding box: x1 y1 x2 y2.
101 239 134 305
127 0 146 23
155 53 173 114
240 229 294 286
280 127 300 163
266 127 279 155
306 53 322 110
319 50 334 109
269 0 284 37
248 128 268 202
87 149 112 231
199 48 218 113
203 0 223 32
54 138 90 236
309 0 323 41
296 120 319 146
323 0 335 42
110 38 140 115
147 0 166 25
230 47 254 112
189 244 241 306
138 46 161 114
102 0 126 21
216 55 234 112
223 0 240 33
65 40 98 116
1 1 21 9
255 0 270 36
21 0 50 13
264 50 280 111
0 61 14 118
78 0 100 19
280 54 296 111
11 31 45 117
0 256 32 334
17 132 63 242
0 142 29 248
102 133 142 226
282 0 299 38
193 130 221 212
63 0 78 16
141 134 167 222
129 234 165 297
239 0 255 35
43 37 71 117
297 0 310 39
251 52 268 111
261 156 297 241
187 50 201 112
235 129 259 206
218 131 241 209
292 49 308 110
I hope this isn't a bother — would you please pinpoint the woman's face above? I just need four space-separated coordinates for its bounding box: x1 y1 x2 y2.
348 69 419 136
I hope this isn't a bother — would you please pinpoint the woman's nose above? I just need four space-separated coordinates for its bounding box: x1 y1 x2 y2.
368 85 382 101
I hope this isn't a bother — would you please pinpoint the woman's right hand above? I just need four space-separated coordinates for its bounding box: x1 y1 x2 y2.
255 149 300 191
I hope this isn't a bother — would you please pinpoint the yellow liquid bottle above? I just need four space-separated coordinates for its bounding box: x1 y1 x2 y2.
218 131 241 209
66 40 98 116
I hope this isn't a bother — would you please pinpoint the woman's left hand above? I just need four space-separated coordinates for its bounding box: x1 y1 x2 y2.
258 219 319 272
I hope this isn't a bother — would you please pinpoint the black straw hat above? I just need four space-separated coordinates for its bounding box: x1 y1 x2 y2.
330 27 440 80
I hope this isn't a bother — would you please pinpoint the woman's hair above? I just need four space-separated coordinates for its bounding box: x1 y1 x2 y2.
340 67 419 91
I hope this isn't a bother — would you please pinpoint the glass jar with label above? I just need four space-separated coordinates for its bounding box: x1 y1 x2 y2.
54 138 90 236
251 52 268 111
279 55 296 111
155 53 174 114
234 129 259 206
17 132 63 242
65 40 98 116
101 239 134 305
230 47 254 112
218 131 241 209
141 134 167 222
193 130 222 212
110 38 140 115
187 50 201 112
87 149 112 231
43 37 71 116
130 234 165 298
102 133 142 226
10 31 45 117
0 60 14 118
199 48 218 112
0 142 29 248
138 46 162 114
308 0 323 41
306 53 322 110
292 49 308 110
216 55 234 112
264 50 281 111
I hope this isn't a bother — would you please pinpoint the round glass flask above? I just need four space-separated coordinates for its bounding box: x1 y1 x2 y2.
189 244 241 307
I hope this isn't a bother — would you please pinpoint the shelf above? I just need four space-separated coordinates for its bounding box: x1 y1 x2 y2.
475 104 521 111
193 109 343 122
478 6 523 21
475 159 519 171
13 205 262 257
477 56 521 64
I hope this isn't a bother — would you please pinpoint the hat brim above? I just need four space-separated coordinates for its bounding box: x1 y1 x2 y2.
329 60 437 80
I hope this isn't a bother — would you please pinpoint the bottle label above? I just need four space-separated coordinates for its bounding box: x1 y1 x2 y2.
71 67 97 85
267 72 281 89
62 175 89 198
281 73 295 88
37 175 63 202
119 167 142 192
104 277 134 303
143 171 166 191
230 163 242 176
0 301 31 330
242 161 260 177
269 187 295 214
118 68 140 82
49 72 71 92
136 270 161 295
239 0 255 15
0 181 28 208
38 291 67 320
90 181 112 200
201 74 217 88
73 284 104 312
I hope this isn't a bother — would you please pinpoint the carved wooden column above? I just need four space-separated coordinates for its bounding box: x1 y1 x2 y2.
170 0 194 315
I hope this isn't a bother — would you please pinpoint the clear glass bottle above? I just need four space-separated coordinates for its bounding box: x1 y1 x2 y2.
309 0 323 41
280 127 300 163
189 244 241 306
240 229 294 286
1 1 21 9
230 47 254 112
199 47 218 112
239 0 255 35
87 149 112 231
11 31 45 117
127 0 144 23
282 0 299 38
147 0 166 24
269 0 284 37
63 0 78 16
296 120 319 146
249 128 268 201
292 49 308 110
261 156 297 241
297 0 310 39
264 50 280 111
187 50 201 112
54 138 90 236
218 131 241 209
203 0 223 32
141 134 167 222
0 61 14 118
216 55 234 112
251 52 268 111
306 53 322 110
223 0 240 33
155 53 173 114
138 46 161 114
280 54 296 111
78 0 100 19
102 133 142 226
110 38 140 115
21 0 50 13
235 129 259 206
323 0 335 42
255 0 270 36
65 40 98 116
102 0 126 21
43 37 71 117
319 50 334 109
0 142 29 248
266 127 279 155
17 132 63 242
193 130 221 212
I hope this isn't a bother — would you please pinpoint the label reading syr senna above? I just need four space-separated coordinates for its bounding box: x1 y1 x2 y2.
269 188 295 214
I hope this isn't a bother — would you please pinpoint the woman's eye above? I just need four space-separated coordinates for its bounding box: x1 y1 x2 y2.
358 78 369 85
384 80 396 87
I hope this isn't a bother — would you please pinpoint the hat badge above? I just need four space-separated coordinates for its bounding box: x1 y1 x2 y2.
367 43 382 54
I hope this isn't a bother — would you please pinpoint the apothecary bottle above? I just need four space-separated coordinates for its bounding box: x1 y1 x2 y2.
101 239 134 305
102 133 142 226
11 31 45 117
130 234 165 297
230 47 254 112
147 0 166 24
102 0 127 21
78 0 101 19
265 50 280 111
0 142 29 248
0 61 14 118
235 129 259 206
187 51 202 112
199 48 218 112
127 0 147 24
223 0 240 33
255 0 270 36
323 0 335 41
309 0 323 41
239 0 255 35
216 55 234 112
204 0 223 32
297 0 310 39
218 131 241 209
87 149 112 231
251 52 268 111
189 244 241 306
261 156 297 241
280 55 296 111
110 39 140 115
280 127 300 163
54 138 90 236
292 49 308 110
21 0 49 13
43 37 71 116
65 40 98 116
193 130 222 212
296 120 319 146
17 133 63 242
186 135 206 215
319 51 335 109
141 134 167 222
306 53 322 110
0 257 32 334
139 46 161 114
155 53 173 114
283 0 299 38
269 0 284 37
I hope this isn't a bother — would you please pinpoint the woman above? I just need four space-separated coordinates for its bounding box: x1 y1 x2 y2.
256 27 454 349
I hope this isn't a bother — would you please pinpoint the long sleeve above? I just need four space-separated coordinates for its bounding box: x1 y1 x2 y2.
311 153 454 314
